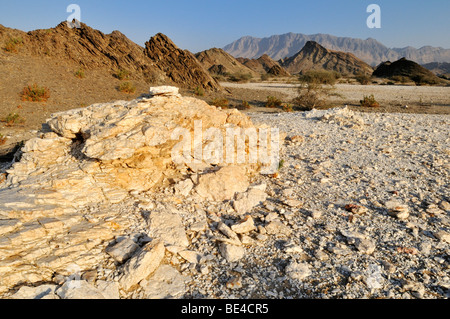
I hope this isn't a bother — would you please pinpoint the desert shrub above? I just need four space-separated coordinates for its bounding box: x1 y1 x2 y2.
292 82 333 110
0 133 6 145
299 70 340 85
391 75 409 84
282 103 293 112
266 96 282 108
355 73 371 85
211 98 229 109
21 84 50 102
3 37 23 53
194 86 205 96
74 68 86 79
228 72 253 83
360 94 380 107
260 73 271 81
118 82 136 94
114 69 131 80
241 100 251 109
412 74 441 86
4 113 25 126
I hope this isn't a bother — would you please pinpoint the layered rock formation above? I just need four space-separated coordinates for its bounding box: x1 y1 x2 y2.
0 87 270 295
0 22 221 90
373 57 444 84
195 48 259 78
281 41 373 76
144 34 222 91
237 54 290 77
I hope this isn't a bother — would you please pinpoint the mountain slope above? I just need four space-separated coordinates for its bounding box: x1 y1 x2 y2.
0 22 222 138
144 33 221 91
194 48 259 77
223 32 450 66
280 41 373 75
373 58 444 84
237 54 290 76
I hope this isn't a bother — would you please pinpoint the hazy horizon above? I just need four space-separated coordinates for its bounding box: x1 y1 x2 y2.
0 0 449 53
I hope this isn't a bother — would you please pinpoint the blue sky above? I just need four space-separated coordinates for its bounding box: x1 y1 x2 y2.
1 0 449 52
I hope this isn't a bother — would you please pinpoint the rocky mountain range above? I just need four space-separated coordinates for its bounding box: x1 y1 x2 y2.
280 41 373 76
223 32 450 66
0 21 221 91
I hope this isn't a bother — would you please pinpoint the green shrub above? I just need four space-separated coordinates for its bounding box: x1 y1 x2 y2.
266 96 282 108
118 82 136 94
21 84 50 102
360 94 380 107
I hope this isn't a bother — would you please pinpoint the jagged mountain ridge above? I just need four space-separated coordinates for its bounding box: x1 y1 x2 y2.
280 41 373 76
194 48 259 77
0 21 221 91
223 32 450 66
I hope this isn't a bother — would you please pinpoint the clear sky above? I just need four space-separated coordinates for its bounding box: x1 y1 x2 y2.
1 0 449 53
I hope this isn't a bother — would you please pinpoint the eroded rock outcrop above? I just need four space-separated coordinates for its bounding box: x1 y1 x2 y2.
0 86 272 295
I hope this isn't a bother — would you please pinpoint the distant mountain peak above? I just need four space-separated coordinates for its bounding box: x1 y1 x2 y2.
280 41 373 75
223 33 450 66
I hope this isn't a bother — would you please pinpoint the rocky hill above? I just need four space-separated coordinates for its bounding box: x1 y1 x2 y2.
422 62 450 77
280 41 373 76
0 22 223 155
237 54 290 77
223 32 450 66
373 58 444 84
144 34 221 91
194 48 259 78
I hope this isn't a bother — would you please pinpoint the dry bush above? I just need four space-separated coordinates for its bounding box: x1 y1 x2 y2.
74 68 86 79
3 113 25 127
228 72 253 83
194 86 205 96
211 98 229 109
118 82 136 94
241 100 251 109
299 70 341 85
21 84 50 102
360 94 380 107
292 82 332 110
355 73 371 85
266 96 282 108
0 133 6 145
114 69 131 80
3 37 23 53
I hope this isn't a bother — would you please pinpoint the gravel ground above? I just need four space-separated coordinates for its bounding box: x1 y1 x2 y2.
170 107 449 299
